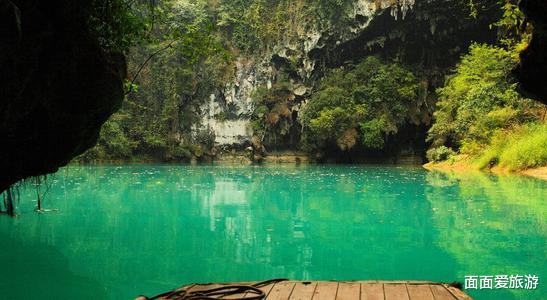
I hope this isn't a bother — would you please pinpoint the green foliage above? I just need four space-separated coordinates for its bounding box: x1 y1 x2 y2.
469 0 531 48
426 146 456 163
215 0 354 53
301 56 420 152
83 0 232 162
217 0 262 52
84 0 542 168
493 0 528 40
474 123 547 171
88 0 149 53
314 0 354 22
80 115 134 161
428 43 539 148
428 40 547 170
251 78 295 143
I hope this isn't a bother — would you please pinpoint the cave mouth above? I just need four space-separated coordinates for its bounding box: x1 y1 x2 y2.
310 123 428 164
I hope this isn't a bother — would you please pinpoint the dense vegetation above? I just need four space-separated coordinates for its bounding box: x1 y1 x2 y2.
79 0 546 172
80 0 371 162
425 6 547 171
82 0 232 162
251 78 296 146
428 43 540 150
301 57 422 152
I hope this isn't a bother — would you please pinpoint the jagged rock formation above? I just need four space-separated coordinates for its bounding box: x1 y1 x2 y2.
0 0 126 193
198 0 499 154
517 0 547 104
199 1 417 145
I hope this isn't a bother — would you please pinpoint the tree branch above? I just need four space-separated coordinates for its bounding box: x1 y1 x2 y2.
125 41 175 95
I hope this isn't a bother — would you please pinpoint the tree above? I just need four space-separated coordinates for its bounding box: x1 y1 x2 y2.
427 43 538 152
82 0 231 162
301 56 420 152
251 78 295 145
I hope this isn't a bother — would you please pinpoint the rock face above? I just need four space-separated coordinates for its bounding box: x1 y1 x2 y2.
517 0 547 104
0 1 126 193
197 0 498 150
197 0 416 145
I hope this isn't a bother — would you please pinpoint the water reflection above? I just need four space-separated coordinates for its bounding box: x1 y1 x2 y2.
0 165 544 299
425 170 546 299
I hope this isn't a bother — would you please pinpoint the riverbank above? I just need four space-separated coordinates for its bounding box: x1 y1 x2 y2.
76 150 426 165
213 150 310 164
423 155 547 181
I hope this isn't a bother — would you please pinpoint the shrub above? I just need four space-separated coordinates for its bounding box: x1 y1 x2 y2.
426 146 456 163
301 56 419 152
427 44 535 148
475 123 547 170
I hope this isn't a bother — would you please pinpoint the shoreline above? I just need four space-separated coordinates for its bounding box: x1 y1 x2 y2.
75 151 425 166
74 153 547 180
423 158 547 181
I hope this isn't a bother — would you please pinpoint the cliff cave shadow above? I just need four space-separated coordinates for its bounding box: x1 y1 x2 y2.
0 233 107 300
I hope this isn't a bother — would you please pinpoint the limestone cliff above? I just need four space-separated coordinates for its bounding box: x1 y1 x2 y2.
196 0 498 151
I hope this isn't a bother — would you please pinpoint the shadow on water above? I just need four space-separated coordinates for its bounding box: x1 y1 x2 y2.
0 231 107 299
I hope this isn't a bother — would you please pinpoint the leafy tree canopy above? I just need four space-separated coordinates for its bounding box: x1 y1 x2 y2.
427 43 541 153
301 56 420 152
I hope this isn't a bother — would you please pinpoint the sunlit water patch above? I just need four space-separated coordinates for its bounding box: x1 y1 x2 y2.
0 165 545 299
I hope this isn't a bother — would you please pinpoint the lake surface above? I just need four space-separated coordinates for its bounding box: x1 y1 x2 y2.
0 165 545 299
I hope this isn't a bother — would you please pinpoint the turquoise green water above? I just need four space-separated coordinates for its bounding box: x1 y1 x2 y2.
0 165 545 299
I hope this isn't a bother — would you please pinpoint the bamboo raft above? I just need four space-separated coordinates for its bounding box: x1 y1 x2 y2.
146 280 472 300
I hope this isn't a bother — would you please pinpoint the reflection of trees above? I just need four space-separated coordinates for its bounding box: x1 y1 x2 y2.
211 166 459 282
425 171 546 300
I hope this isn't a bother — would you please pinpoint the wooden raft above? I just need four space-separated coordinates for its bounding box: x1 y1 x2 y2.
154 280 472 300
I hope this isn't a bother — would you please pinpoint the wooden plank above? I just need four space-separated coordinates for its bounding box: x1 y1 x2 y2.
153 281 472 300
267 281 296 300
429 284 456 300
253 281 276 298
406 284 434 300
225 281 277 299
384 283 409 300
312 281 338 300
289 282 317 300
336 282 360 300
155 283 224 300
221 282 255 299
444 285 472 300
361 283 384 300
373 280 433 284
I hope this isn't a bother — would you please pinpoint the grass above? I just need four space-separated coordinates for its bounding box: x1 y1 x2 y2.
474 122 547 171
